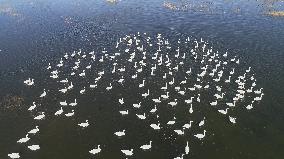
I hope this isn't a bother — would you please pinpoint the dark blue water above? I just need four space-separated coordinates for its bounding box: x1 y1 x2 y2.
0 0 283 159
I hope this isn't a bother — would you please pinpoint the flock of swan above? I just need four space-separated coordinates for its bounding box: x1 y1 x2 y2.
10 32 264 158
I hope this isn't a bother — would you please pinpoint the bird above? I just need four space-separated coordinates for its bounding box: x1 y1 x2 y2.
59 100 68 106
8 153 20 159
39 89 47 97
229 116 236 124
218 108 229 115
174 154 185 159
28 126 39 134
226 101 236 107
65 110 74 117
174 129 185 135
150 105 157 113
121 149 134 156
198 117 205 127
119 98 124 105
183 121 193 129
55 107 63 116
28 102 37 111
34 112 45 120
114 130 125 137
133 102 141 108
119 110 129 115
28 145 40 151
136 113 146 120
150 123 161 130
194 130 206 139
89 145 101 155
78 120 89 128
167 116 176 125
140 141 152 150
185 141 189 154
17 134 30 143
189 104 193 114
69 99 77 107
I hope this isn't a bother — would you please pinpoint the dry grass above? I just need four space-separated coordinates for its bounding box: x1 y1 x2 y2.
267 11 284 16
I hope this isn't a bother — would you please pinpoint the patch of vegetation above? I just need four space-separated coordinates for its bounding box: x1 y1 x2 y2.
0 95 24 111
267 11 284 16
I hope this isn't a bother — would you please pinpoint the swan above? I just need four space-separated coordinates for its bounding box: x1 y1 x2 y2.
140 141 152 150
142 89 150 98
226 101 236 107
121 149 133 156
229 116 236 124
185 141 189 154
39 89 47 98
28 102 37 111
34 112 45 120
150 123 161 130
218 108 229 115
114 130 125 137
78 120 89 128
119 110 129 115
69 99 77 107
174 154 185 159
246 103 254 110
28 126 39 134
161 82 168 90
28 145 40 151
167 116 176 125
152 97 161 103
198 117 205 127
54 107 63 116
80 87 86 94
47 63 51 69
60 78 68 83
59 88 68 93
214 93 224 99
89 145 101 155
133 102 141 108
8 153 20 159
139 80 145 88
150 105 157 113
27 79 34 86
254 88 263 94
65 110 74 117
67 82 73 90
59 100 68 106
24 78 31 85
183 121 193 129
168 99 177 107
136 113 146 119
210 100 217 106
119 98 124 105
189 104 193 114
161 92 169 99
17 134 30 143
106 83 112 91
174 129 185 135
185 97 194 104
194 130 206 139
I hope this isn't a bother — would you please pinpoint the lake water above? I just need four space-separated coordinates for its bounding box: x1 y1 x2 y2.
0 0 283 159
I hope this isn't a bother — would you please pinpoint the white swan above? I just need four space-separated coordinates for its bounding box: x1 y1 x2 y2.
114 130 125 137
140 141 152 150
89 145 101 155
28 145 40 151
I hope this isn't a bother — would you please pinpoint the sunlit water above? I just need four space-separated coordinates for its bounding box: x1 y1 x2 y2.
0 0 283 159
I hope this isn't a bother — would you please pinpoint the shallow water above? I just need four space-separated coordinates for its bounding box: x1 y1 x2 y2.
0 0 284 159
